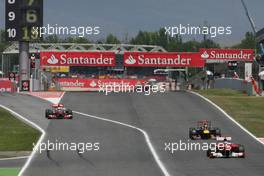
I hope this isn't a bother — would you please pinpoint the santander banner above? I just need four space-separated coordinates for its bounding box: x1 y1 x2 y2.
0 80 13 92
56 78 145 91
40 52 116 66
124 52 205 67
200 48 254 61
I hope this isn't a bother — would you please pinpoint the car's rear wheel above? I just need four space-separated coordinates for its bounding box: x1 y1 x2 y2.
214 128 221 137
238 145 245 152
189 128 196 140
66 109 73 119
207 150 214 158
238 145 245 158
241 152 245 158
45 109 52 119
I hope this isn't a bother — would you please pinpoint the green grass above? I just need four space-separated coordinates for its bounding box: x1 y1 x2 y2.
197 88 245 96
0 168 20 176
197 89 264 137
0 108 40 151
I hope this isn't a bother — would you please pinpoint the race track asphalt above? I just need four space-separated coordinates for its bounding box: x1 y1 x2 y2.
1 92 264 176
0 158 27 168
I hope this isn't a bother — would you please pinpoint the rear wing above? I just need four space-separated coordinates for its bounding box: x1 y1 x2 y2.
197 120 211 127
52 103 64 108
216 136 232 141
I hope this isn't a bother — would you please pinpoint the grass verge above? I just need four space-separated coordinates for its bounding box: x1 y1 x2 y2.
0 107 40 151
197 89 264 137
0 168 20 176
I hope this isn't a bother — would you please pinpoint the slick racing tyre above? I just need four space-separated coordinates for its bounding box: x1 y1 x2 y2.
207 149 214 158
189 128 196 140
45 109 52 119
66 109 73 119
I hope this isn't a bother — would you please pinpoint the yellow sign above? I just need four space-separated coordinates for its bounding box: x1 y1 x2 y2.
48 66 70 73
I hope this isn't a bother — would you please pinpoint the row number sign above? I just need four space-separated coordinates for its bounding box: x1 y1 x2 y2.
5 0 43 41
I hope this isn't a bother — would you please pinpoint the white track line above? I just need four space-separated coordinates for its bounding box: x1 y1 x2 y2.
74 111 171 176
190 91 264 146
0 105 46 176
0 156 28 161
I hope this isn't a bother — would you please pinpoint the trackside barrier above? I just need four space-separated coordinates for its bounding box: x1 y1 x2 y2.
47 78 190 92
52 78 146 92
0 80 16 93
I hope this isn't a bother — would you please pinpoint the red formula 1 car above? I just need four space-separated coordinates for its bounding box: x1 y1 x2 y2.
207 137 245 158
45 104 73 119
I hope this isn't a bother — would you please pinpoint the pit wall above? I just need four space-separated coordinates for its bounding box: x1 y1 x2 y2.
214 78 259 96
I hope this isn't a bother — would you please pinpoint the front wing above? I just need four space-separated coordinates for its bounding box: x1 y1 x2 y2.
208 151 245 158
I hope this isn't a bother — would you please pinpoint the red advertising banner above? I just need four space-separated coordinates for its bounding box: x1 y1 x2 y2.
56 78 146 91
40 52 116 67
199 48 254 61
0 78 9 81
124 52 205 67
0 80 13 92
